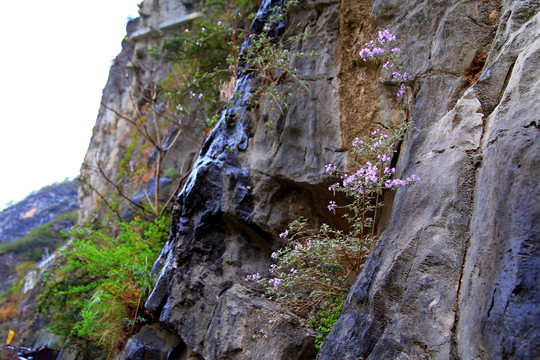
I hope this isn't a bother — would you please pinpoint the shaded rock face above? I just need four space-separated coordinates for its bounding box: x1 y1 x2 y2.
116 324 194 360
92 0 539 358
144 0 340 358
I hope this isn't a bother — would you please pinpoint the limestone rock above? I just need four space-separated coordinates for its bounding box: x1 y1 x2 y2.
318 1 539 359
78 1 202 221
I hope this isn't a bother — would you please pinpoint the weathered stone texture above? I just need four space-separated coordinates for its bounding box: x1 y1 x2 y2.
116 324 190 360
456 10 540 359
318 1 539 359
145 0 339 358
79 0 202 220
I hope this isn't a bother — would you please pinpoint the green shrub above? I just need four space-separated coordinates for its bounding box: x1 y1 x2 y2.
37 215 170 357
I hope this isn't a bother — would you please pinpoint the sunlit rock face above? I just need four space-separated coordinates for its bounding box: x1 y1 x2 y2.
85 0 539 358
78 0 203 221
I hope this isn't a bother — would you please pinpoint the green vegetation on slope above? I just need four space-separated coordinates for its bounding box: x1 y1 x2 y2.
37 216 170 358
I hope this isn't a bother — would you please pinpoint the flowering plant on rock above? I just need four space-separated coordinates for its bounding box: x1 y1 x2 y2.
245 30 418 347
247 125 419 304
359 29 413 98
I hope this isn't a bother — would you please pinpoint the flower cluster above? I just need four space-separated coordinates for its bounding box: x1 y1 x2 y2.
359 29 412 97
246 126 419 309
325 128 419 213
245 273 260 281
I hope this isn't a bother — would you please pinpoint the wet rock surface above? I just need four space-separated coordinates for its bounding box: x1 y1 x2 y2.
145 0 340 358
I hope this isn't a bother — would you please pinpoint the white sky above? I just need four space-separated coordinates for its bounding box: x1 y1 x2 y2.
0 1 141 210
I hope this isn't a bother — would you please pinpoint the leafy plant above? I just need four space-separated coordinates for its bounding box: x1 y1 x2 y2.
37 215 170 357
161 0 313 127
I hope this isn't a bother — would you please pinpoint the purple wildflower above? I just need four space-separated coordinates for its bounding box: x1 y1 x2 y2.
378 154 391 162
385 178 407 188
378 29 397 45
246 273 261 281
328 201 337 211
325 163 336 173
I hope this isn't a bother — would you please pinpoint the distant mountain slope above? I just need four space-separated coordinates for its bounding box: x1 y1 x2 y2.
0 180 78 245
0 180 78 348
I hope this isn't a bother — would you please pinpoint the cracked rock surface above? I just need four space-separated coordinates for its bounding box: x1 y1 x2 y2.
318 1 539 359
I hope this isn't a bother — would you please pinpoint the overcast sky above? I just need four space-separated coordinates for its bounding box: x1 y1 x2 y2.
0 1 140 210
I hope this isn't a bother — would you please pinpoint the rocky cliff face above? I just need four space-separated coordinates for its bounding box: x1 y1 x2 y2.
80 0 539 358
318 0 540 359
0 180 77 293
0 181 77 348
79 0 203 220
